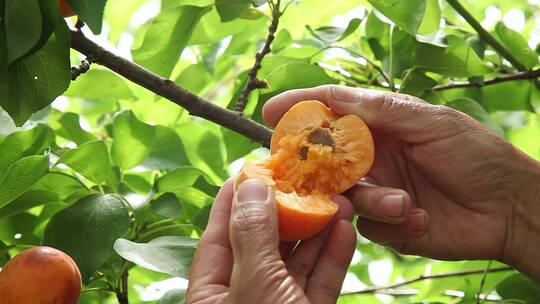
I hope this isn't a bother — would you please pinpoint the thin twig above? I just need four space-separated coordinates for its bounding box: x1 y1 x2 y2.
478 261 493 304
434 68 540 90
342 266 514 295
446 0 527 71
69 29 273 147
234 0 281 112
71 56 96 81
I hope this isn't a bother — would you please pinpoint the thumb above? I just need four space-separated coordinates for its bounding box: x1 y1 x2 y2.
230 179 281 268
327 85 465 143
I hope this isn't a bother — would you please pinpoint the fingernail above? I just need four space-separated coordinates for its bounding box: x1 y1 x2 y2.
381 194 405 218
407 210 426 231
237 179 269 203
330 85 360 103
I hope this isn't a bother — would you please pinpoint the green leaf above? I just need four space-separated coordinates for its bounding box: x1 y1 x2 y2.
0 155 49 208
4 0 42 65
194 204 212 230
123 174 152 194
66 0 107 34
368 0 426 35
176 123 228 181
507 115 540 160
0 19 70 126
32 172 89 200
64 69 136 101
482 80 534 112
307 18 361 45
216 0 252 22
0 124 54 174
386 27 418 78
58 140 110 184
417 0 440 36
43 194 130 281
157 166 217 196
447 98 505 137
113 236 198 278
0 189 59 219
111 110 156 170
174 63 212 95
0 212 40 245
150 193 182 219
416 35 489 77
133 6 210 78
496 273 540 303
222 127 260 163
495 22 539 69
139 124 190 170
158 289 186 304
105 0 147 43
264 62 337 92
399 69 437 96
55 112 96 145
272 29 293 52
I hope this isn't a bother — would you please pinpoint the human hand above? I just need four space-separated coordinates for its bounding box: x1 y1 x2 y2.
186 179 357 304
264 85 540 281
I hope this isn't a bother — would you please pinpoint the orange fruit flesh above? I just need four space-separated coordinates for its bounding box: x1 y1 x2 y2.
237 100 374 241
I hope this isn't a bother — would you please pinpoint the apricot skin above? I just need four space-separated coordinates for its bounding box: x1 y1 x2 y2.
0 246 82 304
59 0 75 17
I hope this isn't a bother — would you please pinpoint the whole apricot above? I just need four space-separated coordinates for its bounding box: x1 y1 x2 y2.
0 246 82 304
236 100 374 241
59 0 75 17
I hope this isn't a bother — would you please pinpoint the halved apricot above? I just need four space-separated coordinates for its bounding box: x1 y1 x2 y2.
236 100 374 241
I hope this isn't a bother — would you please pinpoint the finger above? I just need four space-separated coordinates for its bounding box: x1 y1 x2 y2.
326 85 466 143
346 183 412 224
306 219 356 304
285 195 354 289
188 179 234 291
356 208 429 245
263 86 331 127
262 85 420 128
229 179 281 272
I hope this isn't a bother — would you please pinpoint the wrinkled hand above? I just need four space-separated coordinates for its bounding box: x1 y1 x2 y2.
186 179 357 304
264 85 540 281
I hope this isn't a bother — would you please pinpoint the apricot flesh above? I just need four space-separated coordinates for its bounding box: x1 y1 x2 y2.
0 246 82 304
237 100 374 240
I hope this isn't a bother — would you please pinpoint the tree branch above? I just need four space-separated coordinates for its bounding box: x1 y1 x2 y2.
434 68 540 90
342 266 514 295
71 56 95 81
446 0 527 71
69 29 273 147
234 0 281 112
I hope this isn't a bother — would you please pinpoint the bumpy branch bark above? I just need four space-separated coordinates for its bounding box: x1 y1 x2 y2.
434 68 540 90
69 29 273 147
342 266 513 295
234 1 281 112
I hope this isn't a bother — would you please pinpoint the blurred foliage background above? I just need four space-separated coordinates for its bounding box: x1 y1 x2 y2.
1 0 540 303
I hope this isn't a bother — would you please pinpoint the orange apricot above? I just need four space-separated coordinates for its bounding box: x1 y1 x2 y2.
0 246 82 304
236 100 374 241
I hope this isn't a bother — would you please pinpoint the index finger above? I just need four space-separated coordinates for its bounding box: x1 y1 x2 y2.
188 179 234 289
262 86 331 127
262 85 423 128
